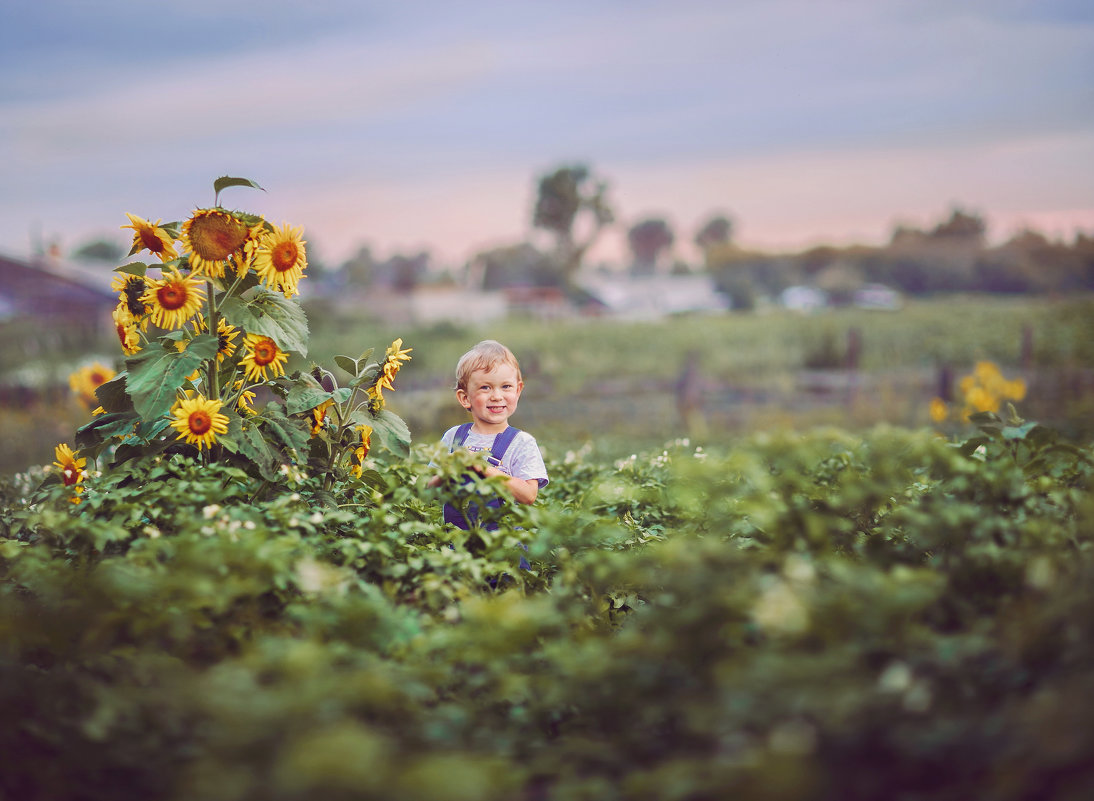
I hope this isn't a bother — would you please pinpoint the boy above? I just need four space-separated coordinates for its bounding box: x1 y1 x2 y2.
429 340 548 527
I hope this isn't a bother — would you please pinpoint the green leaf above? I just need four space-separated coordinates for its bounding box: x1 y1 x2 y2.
334 355 359 376
95 373 134 414
75 412 137 449
219 289 309 356
229 415 281 481
125 334 218 421
286 375 333 415
213 175 265 203
114 262 149 277
1002 422 1040 441
367 409 412 458
255 408 311 457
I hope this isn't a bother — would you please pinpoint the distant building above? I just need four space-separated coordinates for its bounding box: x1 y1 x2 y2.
577 274 730 320
853 283 903 311
779 285 828 312
0 251 115 323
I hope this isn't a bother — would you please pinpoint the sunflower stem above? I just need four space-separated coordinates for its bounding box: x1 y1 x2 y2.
205 280 220 402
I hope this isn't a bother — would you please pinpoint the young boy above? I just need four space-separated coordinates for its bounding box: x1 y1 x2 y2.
430 340 548 527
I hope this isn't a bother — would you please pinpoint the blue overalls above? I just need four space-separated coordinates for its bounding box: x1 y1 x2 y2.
442 423 531 574
442 423 521 531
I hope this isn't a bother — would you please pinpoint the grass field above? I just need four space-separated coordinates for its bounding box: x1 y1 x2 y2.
2 293 1092 472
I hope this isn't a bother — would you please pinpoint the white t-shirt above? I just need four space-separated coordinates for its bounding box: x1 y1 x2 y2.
440 426 549 488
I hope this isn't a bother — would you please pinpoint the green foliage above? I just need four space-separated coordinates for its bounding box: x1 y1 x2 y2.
3 412 1093 799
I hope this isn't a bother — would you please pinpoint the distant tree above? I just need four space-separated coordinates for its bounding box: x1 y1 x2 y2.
72 238 124 262
471 243 553 290
694 215 733 251
341 245 376 288
627 217 674 276
532 164 613 287
386 252 429 293
930 208 986 244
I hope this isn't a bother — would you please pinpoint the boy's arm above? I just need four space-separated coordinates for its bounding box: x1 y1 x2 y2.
481 465 539 504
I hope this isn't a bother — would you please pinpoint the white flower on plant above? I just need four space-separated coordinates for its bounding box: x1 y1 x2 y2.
751 578 809 634
203 504 221 519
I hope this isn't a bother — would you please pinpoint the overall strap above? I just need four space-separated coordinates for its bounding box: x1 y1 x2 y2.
490 426 521 461
449 422 474 452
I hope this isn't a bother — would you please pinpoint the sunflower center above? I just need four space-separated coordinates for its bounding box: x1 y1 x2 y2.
271 242 299 273
253 340 278 366
191 213 248 260
158 283 188 310
188 411 213 435
140 229 166 253
125 279 147 315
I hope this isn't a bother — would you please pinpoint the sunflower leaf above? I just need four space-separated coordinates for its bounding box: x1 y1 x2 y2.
114 262 149 277
219 289 309 357
255 407 310 456
95 373 134 414
286 380 334 416
75 412 137 450
367 409 412 458
229 416 281 481
125 334 219 421
213 176 265 204
334 355 359 377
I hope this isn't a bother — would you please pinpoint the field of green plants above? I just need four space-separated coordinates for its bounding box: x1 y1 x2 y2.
3 180 1093 799
3 408 1093 800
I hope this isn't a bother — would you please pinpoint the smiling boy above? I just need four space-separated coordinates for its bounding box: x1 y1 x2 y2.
430 340 548 525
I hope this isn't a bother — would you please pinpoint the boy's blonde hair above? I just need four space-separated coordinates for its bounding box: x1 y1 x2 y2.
455 340 522 392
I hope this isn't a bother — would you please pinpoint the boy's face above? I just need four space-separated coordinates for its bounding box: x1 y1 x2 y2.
456 362 523 433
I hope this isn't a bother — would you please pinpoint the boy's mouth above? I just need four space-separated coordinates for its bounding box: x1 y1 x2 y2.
487 405 507 414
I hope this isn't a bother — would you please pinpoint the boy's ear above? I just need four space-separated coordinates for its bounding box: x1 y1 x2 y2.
455 388 471 409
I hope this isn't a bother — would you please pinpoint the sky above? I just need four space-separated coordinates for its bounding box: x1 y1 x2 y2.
1 0 1092 269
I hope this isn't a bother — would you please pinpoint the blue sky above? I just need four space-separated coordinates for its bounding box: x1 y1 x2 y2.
2 0 1091 267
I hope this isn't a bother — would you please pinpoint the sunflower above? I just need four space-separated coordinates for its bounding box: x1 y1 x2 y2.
230 220 268 279
310 399 334 437
111 273 153 328
240 334 288 382
181 208 250 278
112 304 143 355
253 223 308 297
53 443 87 502
385 338 412 365
121 213 179 263
236 389 257 416
69 363 116 410
351 425 373 478
192 314 240 364
169 394 229 451
143 269 205 330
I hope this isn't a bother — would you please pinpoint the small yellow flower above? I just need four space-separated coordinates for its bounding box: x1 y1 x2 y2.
112 304 142 355
236 389 257 416
385 338 412 365
69 362 116 410
311 399 334 436
192 314 240 364
143 269 206 330
121 213 178 263
240 334 289 382
53 443 87 488
169 394 229 450
928 397 949 424
111 273 152 329
351 425 373 478
253 223 308 297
